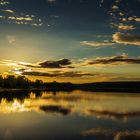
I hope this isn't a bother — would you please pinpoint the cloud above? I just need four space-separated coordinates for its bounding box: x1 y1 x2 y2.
39 59 73 68
2 55 140 73
10 66 140 81
1 58 73 69
0 0 10 5
128 17 140 22
113 32 140 46
0 1 43 27
1 58 76 69
80 41 114 47
21 71 96 78
2 54 140 70
103 0 140 39
1 56 140 80
135 18 140 22
7 15 43 27
112 5 119 10
118 24 136 31
0 15 4 19
3 9 15 14
17 58 74 69
83 55 140 67
8 16 33 21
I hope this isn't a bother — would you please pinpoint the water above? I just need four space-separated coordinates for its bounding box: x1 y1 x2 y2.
0 90 140 140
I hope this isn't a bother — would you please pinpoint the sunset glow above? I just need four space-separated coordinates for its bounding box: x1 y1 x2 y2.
0 0 140 83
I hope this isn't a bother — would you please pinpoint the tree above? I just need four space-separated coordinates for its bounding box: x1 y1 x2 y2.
34 80 43 88
4 75 17 88
0 75 4 88
16 76 30 89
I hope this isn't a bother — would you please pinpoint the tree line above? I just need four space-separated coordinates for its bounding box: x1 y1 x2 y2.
0 75 140 92
0 75 44 89
0 75 75 90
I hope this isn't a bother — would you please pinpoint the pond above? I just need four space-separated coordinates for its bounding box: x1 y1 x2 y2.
0 90 140 140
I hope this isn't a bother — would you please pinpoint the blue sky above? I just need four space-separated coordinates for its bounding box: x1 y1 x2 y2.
0 0 140 82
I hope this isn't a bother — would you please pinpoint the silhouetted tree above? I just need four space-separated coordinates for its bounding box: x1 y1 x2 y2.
34 80 43 88
4 75 17 88
16 76 30 89
0 75 4 88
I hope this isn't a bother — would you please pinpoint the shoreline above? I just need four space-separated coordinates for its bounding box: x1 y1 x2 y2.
0 88 140 93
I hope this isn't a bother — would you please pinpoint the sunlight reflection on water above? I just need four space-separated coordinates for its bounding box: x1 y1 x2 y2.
0 90 140 140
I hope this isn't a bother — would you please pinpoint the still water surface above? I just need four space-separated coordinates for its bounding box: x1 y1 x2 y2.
0 90 140 140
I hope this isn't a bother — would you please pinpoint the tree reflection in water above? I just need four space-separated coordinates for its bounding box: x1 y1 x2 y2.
0 91 140 140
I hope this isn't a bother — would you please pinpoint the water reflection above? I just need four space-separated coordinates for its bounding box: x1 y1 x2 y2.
1 90 140 118
40 105 71 115
81 128 140 140
0 90 140 140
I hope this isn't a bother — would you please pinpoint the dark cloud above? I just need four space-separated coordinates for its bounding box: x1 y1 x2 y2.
22 71 95 77
39 59 73 68
22 71 58 77
85 55 140 66
17 56 140 70
113 32 140 46
18 59 74 69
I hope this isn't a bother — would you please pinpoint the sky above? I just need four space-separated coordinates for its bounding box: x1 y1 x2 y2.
0 0 140 83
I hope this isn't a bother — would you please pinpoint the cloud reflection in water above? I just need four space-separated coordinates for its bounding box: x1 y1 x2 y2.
0 90 140 120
